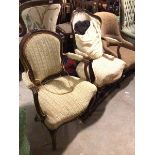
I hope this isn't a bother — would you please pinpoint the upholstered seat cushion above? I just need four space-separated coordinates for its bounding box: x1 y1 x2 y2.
38 76 97 129
76 54 126 87
107 45 135 70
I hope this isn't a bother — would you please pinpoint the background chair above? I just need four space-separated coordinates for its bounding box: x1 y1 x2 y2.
20 30 97 150
95 11 135 72
19 0 61 37
120 0 135 44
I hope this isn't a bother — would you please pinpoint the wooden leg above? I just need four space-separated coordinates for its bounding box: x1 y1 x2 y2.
49 130 57 151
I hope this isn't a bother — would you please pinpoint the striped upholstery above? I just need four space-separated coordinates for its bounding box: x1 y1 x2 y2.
24 33 62 82
38 76 97 129
21 4 61 32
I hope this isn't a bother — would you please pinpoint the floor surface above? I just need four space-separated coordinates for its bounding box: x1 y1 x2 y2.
19 75 135 155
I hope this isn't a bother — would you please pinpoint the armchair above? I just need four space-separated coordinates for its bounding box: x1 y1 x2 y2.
95 11 135 71
20 30 97 150
70 9 126 88
19 0 61 37
120 0 135 43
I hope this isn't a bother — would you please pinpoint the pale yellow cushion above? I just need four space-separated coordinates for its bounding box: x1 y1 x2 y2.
22 4 61 32
76 54 126 87
38 76 97 129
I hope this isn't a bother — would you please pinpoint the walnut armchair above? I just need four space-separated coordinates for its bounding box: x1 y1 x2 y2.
20 30 97 150
95 12 135 72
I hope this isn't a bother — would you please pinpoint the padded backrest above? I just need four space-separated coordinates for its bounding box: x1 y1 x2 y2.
22 32 62 82
95 12 120 37
120 0 135 28
21 4 61 32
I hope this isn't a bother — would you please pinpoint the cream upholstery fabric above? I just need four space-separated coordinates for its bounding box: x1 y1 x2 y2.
24 33 62 82
22 72 35 89
76 54 126 87
72 11 103 59
22 4 61 32
38 76 97 129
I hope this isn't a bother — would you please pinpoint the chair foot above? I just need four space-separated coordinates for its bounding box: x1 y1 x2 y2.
49 130 57 151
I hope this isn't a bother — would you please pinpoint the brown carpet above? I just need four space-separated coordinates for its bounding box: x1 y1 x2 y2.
19 75 135 155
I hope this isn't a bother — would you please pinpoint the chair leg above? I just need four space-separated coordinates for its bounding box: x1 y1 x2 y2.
49 130 57 151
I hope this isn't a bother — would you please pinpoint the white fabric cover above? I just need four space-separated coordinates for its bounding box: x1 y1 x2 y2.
74 15 104 59
76 54 126 87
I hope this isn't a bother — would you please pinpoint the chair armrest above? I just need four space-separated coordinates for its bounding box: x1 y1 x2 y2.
102 40 118 57
65 52 84 61
22 72 35 89
64 52 95 83
121 38 135 50
102 37 122 45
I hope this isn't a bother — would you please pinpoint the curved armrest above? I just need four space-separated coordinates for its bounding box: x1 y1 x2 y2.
102 37 122 45
65 52 84 61
22 72 39 93
102 40 118 57
121 38 135 50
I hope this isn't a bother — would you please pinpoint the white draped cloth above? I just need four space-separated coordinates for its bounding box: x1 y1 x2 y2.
75 18 103 59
